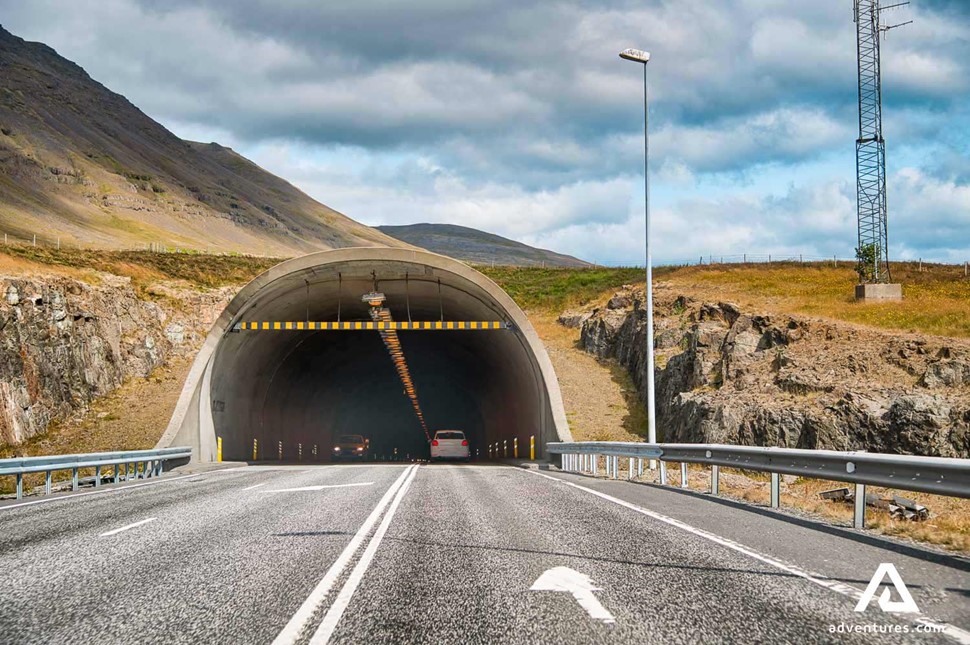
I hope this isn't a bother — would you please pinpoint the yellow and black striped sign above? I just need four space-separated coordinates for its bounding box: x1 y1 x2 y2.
234 321 510 331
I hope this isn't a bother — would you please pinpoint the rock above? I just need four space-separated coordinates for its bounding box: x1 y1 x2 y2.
576 288 970 458
919 359 970 388
557 310 591 329
5 285 19 306
165 323 186 344
607 295 631 310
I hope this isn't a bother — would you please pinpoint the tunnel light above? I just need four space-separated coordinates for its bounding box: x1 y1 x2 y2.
362 291 386 306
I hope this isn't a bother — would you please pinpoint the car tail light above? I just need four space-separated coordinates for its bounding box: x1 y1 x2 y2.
461 440 468 446
431 440 439 446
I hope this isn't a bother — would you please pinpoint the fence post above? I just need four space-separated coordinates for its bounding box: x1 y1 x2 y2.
854 483 866 529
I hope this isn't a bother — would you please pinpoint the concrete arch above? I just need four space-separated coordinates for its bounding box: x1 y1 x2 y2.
158 247 572 462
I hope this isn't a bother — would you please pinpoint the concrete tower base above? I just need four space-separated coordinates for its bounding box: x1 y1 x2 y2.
855 283 903 301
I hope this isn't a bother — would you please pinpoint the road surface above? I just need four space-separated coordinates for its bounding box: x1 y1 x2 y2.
1 463 967 644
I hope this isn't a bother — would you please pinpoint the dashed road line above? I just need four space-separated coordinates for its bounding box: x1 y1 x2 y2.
260 483 374 493
99 517 157 537
241 482 268 491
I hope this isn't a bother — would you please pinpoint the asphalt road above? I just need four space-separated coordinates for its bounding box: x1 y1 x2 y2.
0 463 967 644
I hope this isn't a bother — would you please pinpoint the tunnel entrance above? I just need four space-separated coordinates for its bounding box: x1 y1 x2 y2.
159 248 572 462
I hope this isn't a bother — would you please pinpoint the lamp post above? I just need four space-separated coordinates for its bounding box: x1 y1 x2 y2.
619 47 657 464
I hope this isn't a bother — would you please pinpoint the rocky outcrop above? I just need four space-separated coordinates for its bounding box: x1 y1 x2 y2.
0 273 231 445
576 288 970 457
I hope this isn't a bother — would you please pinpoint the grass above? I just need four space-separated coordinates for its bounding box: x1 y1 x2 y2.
662 261 970 338
479 265 646 312
0 245 281 290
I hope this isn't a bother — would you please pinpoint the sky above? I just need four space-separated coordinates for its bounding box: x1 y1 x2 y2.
2 0 968 265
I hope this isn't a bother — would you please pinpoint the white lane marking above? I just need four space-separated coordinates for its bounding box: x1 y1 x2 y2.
241 482 268 491
99 517 157 537
261 483 374 493
309 464 420 644
0 473 201 512
531 566 615 624
271 466 416 645
524 468 970 645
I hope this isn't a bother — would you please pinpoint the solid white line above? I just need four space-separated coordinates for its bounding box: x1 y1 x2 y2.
241 482 268 491
260 483 374 493
0 473 201 512
271 465 416 645
524 469 970 645
99 517 156 537
309 464 420 644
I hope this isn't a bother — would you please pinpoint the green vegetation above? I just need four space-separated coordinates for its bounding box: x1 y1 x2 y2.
479 265 647 311
0 245 280 290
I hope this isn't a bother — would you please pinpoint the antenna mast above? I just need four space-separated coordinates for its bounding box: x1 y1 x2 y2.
853 0 910 283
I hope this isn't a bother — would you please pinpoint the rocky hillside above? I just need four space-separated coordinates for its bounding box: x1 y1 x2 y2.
569 286 970 457
377 223 591 268
0 25 401 255
0 273 229 445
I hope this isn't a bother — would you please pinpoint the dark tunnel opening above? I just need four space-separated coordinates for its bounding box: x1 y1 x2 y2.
194 254 564 463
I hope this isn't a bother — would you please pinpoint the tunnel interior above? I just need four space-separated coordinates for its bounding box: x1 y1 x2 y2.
208 258 553 462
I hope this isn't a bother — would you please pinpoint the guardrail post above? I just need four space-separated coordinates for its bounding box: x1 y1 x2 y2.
114 464 120 484
659 461 668 485
530 435 535 460
770 473 780 509
95 465 101 487
628 458 634 480
45 470 52 495
680 463 688 488
637 458 643 477
16 473 23 499
514 438 518 459
611 456 618 479
217 437 223 463
157 460 164 476
253 438 258 461
124 462 129 481
591 455 598 476
72 467 79 491
854 483 866 529
711 465 719 495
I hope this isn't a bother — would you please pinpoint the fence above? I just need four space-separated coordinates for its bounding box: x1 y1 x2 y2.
546 441 970 529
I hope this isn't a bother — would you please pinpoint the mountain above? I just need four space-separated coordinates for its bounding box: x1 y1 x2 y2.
376 223 591 268
0 26 402 255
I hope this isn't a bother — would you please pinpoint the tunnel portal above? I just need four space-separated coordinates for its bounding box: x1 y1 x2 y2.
158 248 572 462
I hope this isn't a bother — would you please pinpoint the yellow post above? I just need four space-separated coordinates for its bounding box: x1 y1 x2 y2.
217 436 223 463
513 438 519 459
530 435 535 461
253 438 258 461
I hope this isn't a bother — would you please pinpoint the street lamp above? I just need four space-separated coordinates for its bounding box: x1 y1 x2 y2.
619 47 657 463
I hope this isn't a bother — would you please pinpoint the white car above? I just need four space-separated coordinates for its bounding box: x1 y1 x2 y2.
430 430 470 462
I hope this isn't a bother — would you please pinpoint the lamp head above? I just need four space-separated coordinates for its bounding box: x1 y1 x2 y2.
619 48 650 63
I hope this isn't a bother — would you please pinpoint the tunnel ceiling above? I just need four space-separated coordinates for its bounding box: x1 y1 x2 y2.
159 248 572 462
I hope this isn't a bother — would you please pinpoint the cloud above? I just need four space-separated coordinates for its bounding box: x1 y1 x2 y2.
0 0 967 264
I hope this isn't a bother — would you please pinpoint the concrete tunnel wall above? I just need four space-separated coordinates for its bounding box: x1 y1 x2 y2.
157 247 572 462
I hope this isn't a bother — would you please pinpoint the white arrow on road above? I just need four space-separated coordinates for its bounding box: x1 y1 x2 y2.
530 567 615 624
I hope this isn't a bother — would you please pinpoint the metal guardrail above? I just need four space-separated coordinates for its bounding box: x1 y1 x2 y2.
0 447 192 500
546 442 970 529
